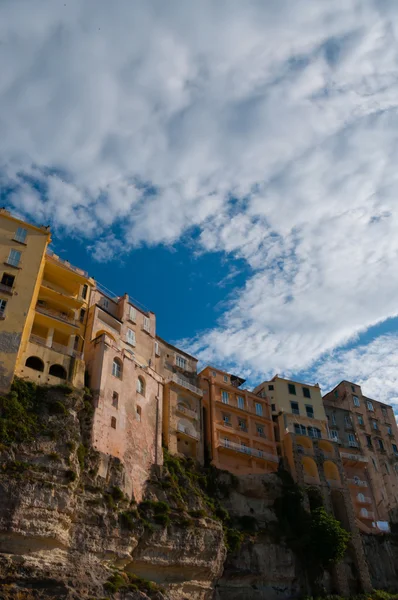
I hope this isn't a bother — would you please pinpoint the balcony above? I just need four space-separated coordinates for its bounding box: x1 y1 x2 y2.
0 282 13 295
36 304 78 327
359 511 375 521
30 335 83 360
340 452 368 463
347 478 368 488
348 441 359 448
356 495 372 505
41 280 84 306
175 404 198 420
46 249 88 277
177 423 199 440
170 373 203 397
218 439 278 462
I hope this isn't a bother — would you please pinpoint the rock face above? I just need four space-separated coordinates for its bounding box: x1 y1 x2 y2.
362 534 398 593
1 382 398 599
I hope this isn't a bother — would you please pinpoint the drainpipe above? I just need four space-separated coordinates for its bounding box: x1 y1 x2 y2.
155 380 161 467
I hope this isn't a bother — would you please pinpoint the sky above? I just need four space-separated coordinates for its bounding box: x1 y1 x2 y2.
1 0 398 412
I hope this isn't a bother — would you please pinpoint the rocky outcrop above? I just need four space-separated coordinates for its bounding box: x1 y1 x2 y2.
362 534 398 593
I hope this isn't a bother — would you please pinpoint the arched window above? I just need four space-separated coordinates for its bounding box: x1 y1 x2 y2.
25 356 44 372
358 493 365 502
49 364 67 379
137 376 145 396
112 358 122 379
360 508 368 518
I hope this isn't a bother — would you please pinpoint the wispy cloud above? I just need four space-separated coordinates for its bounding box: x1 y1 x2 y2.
2 0 398 392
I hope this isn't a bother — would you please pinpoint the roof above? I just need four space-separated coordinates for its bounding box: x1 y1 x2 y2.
156 336 198 361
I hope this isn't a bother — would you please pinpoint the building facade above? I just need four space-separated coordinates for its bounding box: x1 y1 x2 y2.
323 380 398 527
155 337 204 463
200 367 278 475
84 289 163 501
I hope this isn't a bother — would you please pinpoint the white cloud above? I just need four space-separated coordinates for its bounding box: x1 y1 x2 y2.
2 0 398 383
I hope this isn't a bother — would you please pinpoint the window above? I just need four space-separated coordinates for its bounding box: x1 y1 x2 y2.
112 392 119 408
129 306 136 322
334 390 338 398
74 336 79 350
268 384 274 391
351 385 356 393
372 420 378 430
358 415 364 426
223 375 228 383
102 298 109 309
353 395 360 407
305 405 314 418
136 406 141 422
360 508 368 518
136 376 145 396
126 328 136 346
378 439 385 451
223 414 231 425
257 425 265 437
330 429 339 441
111 417 117 429
344 416 352 428
382 407 388 418
348 433 357 447
387 426 393 435
303 387 311 399
221 390 229 404
1 273 14 289
223 437 230 448
176 355 187 369
294 423 306 435
255 402 263 416
393 444 398 455
155 341 160 356
212 371 216 377
290 401 299 415
14 227 27 243
112 358 122 379
25 356 44 372
143 316 150 332
237 396 244 409
331 413 336 425
238 419 247 431
271 403 276 412
79 308 86 323
288 383 296 395
367 401 374 411
0 299 7 317
81 284 88 299
7 249 21 267
372 457 378 470
385 462 390 474
49 364 67 379
366 435 372 448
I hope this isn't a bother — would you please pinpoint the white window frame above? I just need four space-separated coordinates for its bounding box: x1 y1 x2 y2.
143 316 150 333
330 429 339 441
348 433 356 443
126 328 136 347
221 390 229 404
14 227 27 243
155 341 160 356
176 354 187 369
237 396 244 409
358 415 364 425
367 401 374 411
373 420 378 430
7 249 21 267
223 375 228 383
129 306 136 322
353 395 360 407
305 404 314 418
112 359 122 379
255 402 263 416
331 413 336 425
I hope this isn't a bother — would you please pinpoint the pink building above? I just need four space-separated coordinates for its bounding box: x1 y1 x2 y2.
84 289 163 502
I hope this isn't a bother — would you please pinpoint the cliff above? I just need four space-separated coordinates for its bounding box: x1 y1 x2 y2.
0 380 397 600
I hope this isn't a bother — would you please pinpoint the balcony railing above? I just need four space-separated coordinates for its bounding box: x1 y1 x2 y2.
340 452 368 463
46 249 88 277
360 511 375 520
219 439 278 462
347 478 368 487
176 404 198 420
41 280 83 303
0 282 13 295
177 423 199 440
30 335 83 360
36 304 78 327
171 373 203 397
356 495 371 504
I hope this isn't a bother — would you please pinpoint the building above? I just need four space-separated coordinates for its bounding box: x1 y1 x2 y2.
199 367 278 475
254 375 372 594
155 337 203 463
323 381 398 528
84 289 163 501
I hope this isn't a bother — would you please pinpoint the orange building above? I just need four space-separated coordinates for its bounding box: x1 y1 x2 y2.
199 366 278 475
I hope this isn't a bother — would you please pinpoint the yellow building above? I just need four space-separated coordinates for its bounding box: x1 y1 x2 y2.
0 209 94 391
0 209 50 393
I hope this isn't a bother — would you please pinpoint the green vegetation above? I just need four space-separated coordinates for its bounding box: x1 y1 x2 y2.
274 470 350 583
104 571 164 596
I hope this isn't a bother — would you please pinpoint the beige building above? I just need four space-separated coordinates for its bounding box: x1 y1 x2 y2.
323 380 398 528
84 289 163 501
155 337 203 463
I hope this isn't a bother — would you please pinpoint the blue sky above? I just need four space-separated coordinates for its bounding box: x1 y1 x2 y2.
2 0 398 413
